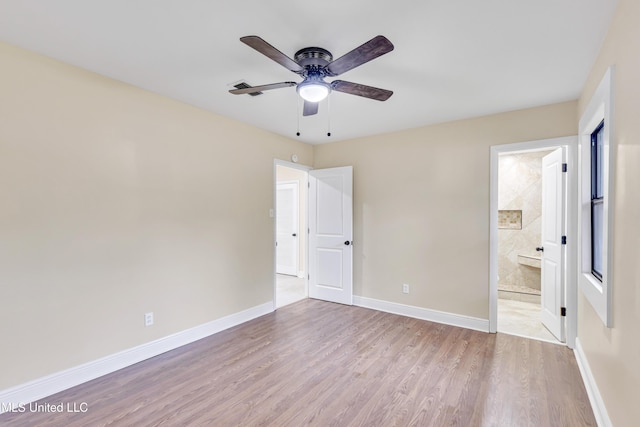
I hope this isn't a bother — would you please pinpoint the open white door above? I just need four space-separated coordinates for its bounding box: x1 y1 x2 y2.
309 166 353 305
540 148 565 341
276 182 299 276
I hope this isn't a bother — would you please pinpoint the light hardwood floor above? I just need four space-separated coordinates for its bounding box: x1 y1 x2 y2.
0 299 596 426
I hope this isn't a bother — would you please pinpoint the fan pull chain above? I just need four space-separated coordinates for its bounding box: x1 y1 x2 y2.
327 96 331 137
296 95 301 136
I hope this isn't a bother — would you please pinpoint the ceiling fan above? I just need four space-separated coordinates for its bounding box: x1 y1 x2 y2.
229 35 394 116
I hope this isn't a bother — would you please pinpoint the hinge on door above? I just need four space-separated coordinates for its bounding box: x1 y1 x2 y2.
561 307 567 317
561 235 567 245
562 163 568 172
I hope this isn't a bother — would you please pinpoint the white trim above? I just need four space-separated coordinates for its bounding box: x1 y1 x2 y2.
574 338 612 427
577 67 614 327
489 136 578 348
0 302 273 413
354 296 489 332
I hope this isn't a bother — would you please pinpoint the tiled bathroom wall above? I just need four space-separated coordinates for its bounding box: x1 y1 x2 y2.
497 150 554 293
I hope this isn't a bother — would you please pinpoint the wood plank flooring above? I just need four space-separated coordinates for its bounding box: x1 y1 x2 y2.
0 299 596 426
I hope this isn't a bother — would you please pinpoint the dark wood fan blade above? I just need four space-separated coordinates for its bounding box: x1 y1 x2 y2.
240 36 303 73
331 80 393 101
303 101 319 116
229 81 297 95
325 35 394 76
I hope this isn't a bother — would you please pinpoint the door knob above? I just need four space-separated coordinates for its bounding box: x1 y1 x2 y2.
344 240 352 246
536 247 544 252
292 233 297 237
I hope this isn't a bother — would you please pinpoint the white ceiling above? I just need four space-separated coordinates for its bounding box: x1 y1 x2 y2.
0 0 618 144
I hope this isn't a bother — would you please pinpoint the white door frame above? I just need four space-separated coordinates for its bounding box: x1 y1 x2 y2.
273 159 311 310
489 136 578 348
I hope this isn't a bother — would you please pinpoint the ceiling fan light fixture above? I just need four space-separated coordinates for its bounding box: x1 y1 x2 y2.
233 35 394 117
297 80 331 103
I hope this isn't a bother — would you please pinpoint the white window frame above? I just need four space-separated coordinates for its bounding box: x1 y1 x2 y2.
578 66 614 327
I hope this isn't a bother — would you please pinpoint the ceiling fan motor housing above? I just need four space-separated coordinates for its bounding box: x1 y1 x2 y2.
294 47 333 71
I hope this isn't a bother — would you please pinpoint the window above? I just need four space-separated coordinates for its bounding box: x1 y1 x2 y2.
590 120 604 281
578 66 613 327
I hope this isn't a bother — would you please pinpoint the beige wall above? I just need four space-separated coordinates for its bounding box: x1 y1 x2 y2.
577 0 640 425
314 102 577 319
0 41 312 389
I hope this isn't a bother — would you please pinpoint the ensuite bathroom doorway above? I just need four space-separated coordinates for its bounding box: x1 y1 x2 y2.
496 149 561 343
490 136 578 348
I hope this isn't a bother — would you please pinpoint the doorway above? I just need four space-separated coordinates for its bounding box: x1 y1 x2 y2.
274 161 309 308
496 149 558 343
273 161 354 309
489 136 578 348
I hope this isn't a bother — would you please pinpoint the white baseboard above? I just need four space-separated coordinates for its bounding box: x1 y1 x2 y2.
574 338 612 427
0 302 273 413
353 296 489 332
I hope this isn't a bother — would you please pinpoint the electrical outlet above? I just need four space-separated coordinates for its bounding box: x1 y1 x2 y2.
144 312 154 327
402 284 410 294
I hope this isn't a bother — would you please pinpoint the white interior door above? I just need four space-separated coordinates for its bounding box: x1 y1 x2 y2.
309 166 353 305
541 148 565 341
276 182 299 276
